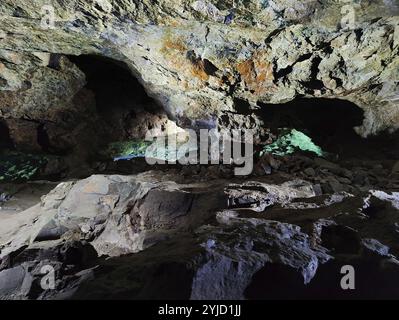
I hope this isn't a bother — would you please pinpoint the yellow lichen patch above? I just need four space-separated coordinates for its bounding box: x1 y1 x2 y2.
160 33 192 85
237 59 255 82
161 37 187 53
162 17 182 27
160 30 187 55
190 59 210 82
237 51 274 95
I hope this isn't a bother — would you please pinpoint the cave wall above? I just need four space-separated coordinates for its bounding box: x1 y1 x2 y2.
0 0 398 146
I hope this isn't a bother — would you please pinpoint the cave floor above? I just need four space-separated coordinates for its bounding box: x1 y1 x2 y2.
0 152 399 299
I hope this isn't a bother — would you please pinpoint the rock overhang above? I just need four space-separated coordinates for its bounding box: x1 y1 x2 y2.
0 1 398 139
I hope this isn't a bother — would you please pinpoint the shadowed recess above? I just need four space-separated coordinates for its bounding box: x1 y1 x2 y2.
258 98 398 159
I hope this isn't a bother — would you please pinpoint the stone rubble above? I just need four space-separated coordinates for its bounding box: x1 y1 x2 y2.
0 164 398 299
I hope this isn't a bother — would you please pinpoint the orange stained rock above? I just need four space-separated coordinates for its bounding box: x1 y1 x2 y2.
237 50 275 95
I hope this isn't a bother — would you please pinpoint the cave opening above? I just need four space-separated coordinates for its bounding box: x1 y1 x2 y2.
1 55 180 183
258 98 396 160
0 120 12 149
67 54 168 145
37 123 51 152
68 55 158 114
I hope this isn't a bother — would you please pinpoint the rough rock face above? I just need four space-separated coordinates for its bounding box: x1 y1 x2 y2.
0 0 398 144
0 172 227 258
1 169 399 299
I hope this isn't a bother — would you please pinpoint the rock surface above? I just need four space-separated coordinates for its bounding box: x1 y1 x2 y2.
0 168 399 299
0 172 227 258
0 0 398 147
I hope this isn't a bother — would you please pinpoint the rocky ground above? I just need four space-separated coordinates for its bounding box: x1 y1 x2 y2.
1 153 399 300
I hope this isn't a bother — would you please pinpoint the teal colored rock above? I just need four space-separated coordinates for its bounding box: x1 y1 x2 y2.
263 129 324 157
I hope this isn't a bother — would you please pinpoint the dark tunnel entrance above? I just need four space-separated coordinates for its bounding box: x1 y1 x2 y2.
68 55 157 114
0 120 12 149
258 98 398 160
62 54 179 176
0 55 175 182
67 55 167 143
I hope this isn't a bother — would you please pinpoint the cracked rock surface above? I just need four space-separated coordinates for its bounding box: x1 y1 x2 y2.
0 0 398 140
0 169 399 299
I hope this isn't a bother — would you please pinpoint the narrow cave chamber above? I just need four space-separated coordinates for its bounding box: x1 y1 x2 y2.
258 98 397 160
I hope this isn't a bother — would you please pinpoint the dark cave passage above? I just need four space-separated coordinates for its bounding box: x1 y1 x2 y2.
258 98 364 150
258 98 398 160
59 55 180 176
0 120 12 149
37 123 51 152
68 55 166 143
0 56 176 182
68 55 157 114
